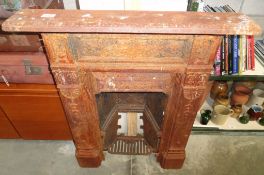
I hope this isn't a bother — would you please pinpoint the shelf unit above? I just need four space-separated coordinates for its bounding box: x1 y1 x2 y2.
193 93 264 132
203 46 264 132
192 1 264 132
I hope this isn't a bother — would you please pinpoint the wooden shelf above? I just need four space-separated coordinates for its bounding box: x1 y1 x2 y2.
197 58 264 131
193 96 264 131
209 75 264 81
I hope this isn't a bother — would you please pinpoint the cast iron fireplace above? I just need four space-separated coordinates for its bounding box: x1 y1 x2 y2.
3 9 261 169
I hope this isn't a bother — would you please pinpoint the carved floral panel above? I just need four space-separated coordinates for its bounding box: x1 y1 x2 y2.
68 34 193 62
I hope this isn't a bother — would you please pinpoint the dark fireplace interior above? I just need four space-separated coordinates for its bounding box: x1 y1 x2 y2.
96 92 168 155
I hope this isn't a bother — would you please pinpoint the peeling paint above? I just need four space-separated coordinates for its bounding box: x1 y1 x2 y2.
61 75 66 84
82 14 93 18
108 78 116 88
58 22 63 26
41 14 56 18
155 13 164 17
119 16 129 20
215 16 220 20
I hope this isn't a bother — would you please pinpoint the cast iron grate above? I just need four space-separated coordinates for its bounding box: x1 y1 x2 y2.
107 136 152 155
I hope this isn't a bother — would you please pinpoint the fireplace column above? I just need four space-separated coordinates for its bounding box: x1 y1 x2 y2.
158 35 221 168
43 34 104 167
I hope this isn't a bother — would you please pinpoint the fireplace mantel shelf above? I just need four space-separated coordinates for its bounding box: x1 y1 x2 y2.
2 9 262 35
2 10 261 169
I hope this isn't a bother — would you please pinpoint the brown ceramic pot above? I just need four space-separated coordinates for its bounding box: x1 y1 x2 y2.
238 81 257 89
231 91 250 105
233 84 252 95
231 84 252 105
210 81 228 99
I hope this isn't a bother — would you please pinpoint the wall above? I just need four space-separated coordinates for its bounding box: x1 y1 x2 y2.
63 0 188 11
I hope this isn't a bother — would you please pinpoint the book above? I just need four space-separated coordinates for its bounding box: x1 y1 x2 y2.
214 46 221 76
256 40 264 55
239 35 247 73
197 0 205 12
228 36 233 75
187 0 193 11
250 36 255 70
238 35 243 74
220 38 226 75
213 7 222 12
204 4 259 76
255 47 264 63
203 5 214 12
255 49 264 67
255 40 264 67
247 36 252 70
224 36 229 74
226 5 236 12
232 35 239 74
255 44 264 57
256 42 264 53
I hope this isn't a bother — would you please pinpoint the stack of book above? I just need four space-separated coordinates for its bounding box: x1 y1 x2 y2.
255 39 264 67
204 5 256 76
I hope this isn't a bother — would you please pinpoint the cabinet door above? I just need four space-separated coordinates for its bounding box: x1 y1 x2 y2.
0 106 20 138
0 84 72 140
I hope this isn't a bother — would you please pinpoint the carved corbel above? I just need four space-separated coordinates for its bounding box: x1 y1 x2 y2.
188 35 222 65
42 34 75 64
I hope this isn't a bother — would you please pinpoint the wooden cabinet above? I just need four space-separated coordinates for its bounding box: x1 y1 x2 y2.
0 20 43 52
0 83 72 140
0 106 20 138
0 52 54 84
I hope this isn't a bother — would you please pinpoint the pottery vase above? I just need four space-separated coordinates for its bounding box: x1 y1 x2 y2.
231 84 252 105
231 92 250 105
236 81 257 90
210 81 228 100
213 94 229 107
200 109 212 125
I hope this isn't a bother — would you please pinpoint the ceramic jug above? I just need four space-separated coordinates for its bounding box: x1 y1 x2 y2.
211 105 234 125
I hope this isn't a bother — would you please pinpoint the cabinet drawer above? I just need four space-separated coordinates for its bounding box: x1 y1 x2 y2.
0 34 42 52
0 52 54 84
0 83 72 140
1 19 42 52
0 106 20 139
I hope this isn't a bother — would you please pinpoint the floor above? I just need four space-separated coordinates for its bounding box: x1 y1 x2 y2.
0 133 263 175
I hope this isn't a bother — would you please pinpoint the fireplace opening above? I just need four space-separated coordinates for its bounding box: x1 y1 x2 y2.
95 92 167 155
